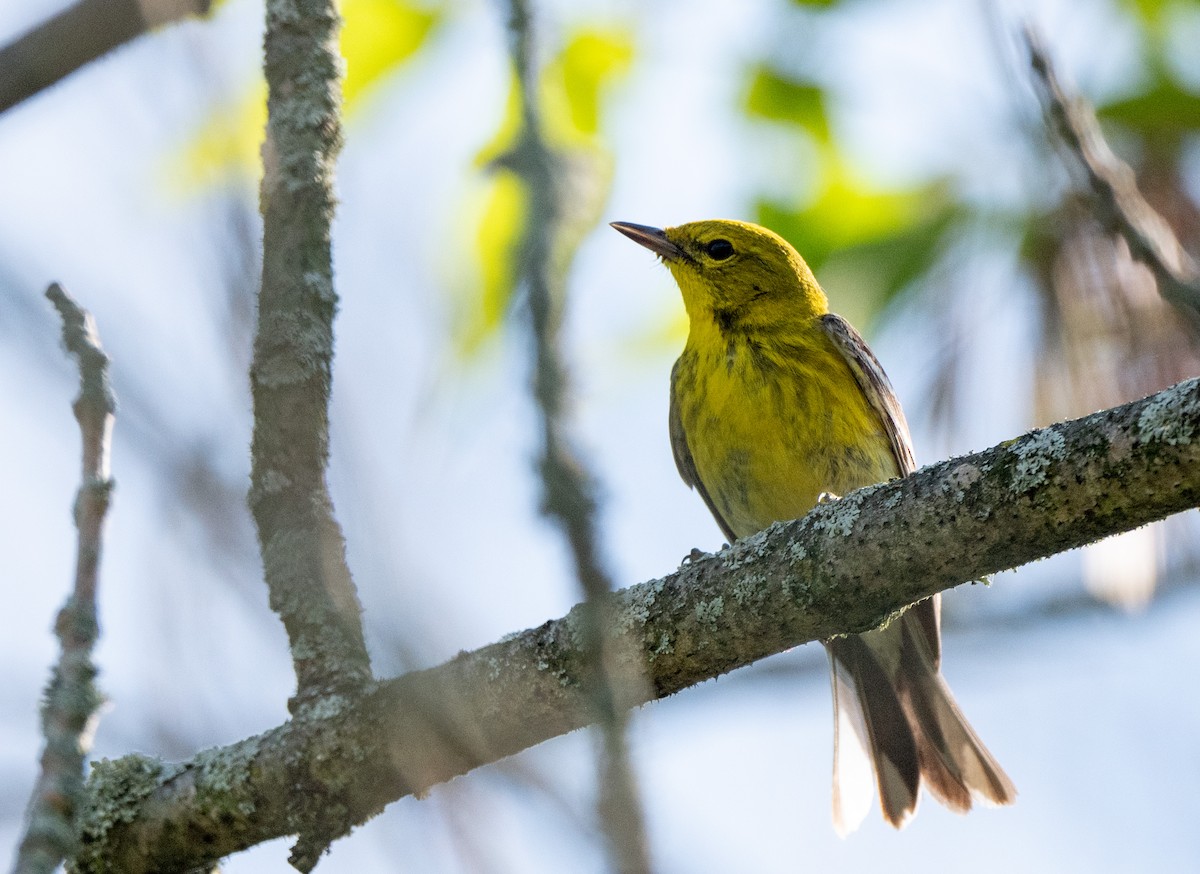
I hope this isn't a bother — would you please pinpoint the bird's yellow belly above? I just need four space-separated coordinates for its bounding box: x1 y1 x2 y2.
678 342 897 540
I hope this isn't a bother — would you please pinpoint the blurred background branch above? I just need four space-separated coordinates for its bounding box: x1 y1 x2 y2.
13 285 114 874
0 0 213 114
500 0 651 870
1026 27 1200 329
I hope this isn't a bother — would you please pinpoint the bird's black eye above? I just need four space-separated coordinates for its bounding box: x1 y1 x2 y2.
705 239 734 260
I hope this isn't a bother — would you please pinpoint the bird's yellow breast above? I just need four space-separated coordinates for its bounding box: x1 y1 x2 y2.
674 325 897 540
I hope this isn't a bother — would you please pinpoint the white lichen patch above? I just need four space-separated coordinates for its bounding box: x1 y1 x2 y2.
695 596 725 628
653 632 673 656
1137 385 1196 446
303 269 337 304
301 695 348 721
939 463 982 503
561 609 585 650
1011 428 1067 491
730 571 766 606
484 655 503 682
721 528 771 570
786 540 808 564
810 492 862 537
615 577 667 634
259 468 292 494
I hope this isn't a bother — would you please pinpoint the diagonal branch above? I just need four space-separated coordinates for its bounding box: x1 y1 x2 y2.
1025 27 1200 328
73 376 1200 874
0 0 213 114
14 284 116 874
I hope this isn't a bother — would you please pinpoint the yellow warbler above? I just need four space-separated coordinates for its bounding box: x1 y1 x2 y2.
612 218 1015 833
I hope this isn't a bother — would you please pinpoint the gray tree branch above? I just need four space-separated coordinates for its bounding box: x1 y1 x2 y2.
249 0 371 865
71 376 1200 874
250 0 370 704
0 0 213 114
14 284 115 874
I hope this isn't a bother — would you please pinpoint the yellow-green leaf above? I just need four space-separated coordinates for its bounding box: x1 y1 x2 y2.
744 65 830 142
454 171 528 354
341 0 440 111
173 80 268 190
553 28 634 137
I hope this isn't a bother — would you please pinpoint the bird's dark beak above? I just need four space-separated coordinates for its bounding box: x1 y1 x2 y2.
610 221 685 262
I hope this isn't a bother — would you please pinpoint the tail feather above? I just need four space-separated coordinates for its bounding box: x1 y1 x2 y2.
827 636 920 831
830 654 874 836
897 616 1017 809
826 597 1015 833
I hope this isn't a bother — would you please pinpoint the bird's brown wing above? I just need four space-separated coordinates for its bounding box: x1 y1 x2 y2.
819 313 938 663
819 313 917 477
669 356 739 545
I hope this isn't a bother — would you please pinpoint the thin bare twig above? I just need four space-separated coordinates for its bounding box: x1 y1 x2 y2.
0 0 213 114
500 1 652 871
1025 27 1200 328
13 284 115 874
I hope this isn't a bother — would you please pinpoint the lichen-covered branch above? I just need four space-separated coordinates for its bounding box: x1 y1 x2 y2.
0 0 213 114
1026 28 1200 327
15 284 115 874
500 1 651 870
73 377 1200 874
250 0 370 707
250 0 371 865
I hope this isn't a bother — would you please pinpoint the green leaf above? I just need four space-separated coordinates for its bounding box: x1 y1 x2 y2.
1099 78 1200 138
458 26 631 356
744 65 830 141
455 171 528 355
1115 0 1171 28
756 170 958 321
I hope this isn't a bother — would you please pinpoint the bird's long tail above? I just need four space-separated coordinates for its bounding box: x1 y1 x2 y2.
826 598 1016 835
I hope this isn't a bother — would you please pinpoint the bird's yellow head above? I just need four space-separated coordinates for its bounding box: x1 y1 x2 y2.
611 219 829 332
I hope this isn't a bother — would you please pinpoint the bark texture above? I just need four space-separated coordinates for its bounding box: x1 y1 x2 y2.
71 377 1200 873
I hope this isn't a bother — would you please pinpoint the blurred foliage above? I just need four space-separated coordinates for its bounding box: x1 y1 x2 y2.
735 1 1200 413
174 0 441 189
454 26 632 354
732 1 1200 607
744 67 829 141
743 60 960 327
157 0 1200 598
1117 0 1172 28
341 0 439 107
1029 5 1200 428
